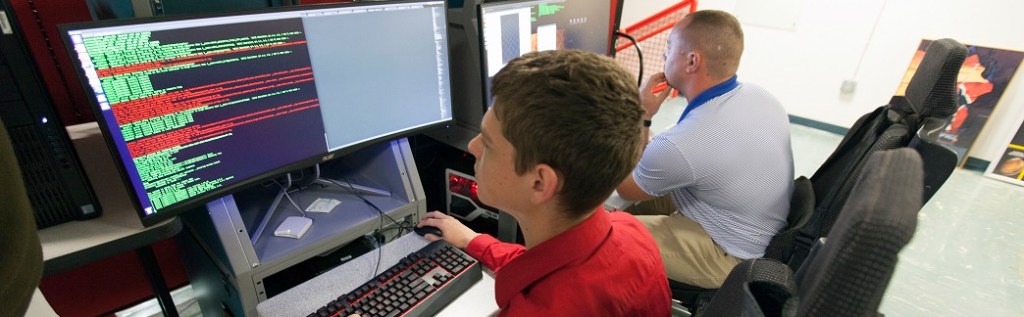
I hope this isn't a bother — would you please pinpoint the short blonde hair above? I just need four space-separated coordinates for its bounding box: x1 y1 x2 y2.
678 10 744 79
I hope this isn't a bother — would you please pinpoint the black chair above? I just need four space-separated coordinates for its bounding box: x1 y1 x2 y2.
790 38 967 270
696 258 798 317
670 176 814 311
0 118 45 317
700 148 923 317
763 177 814 266
669 278 716 313
794 148 923 316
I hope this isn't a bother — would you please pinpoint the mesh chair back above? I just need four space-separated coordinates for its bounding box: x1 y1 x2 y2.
815 122 911 237
796 149 922 317
699 258 798 317
906 39 969 118
791 39 966 270
906 38 968 203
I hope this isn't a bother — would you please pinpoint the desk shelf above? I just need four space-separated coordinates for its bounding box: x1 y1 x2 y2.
178 138 426 317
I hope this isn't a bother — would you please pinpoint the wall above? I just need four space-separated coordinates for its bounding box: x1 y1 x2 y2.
622 0 1024 164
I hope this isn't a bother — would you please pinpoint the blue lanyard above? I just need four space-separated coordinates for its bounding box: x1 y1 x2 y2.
678 75 739 123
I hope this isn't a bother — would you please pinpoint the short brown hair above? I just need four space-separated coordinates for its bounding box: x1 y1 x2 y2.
490 50 644 217
678 10 744 79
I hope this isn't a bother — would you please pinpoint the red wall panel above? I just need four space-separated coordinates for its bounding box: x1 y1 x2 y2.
38 239 190 316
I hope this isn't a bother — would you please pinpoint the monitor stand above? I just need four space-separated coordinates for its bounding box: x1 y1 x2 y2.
250 170 392 245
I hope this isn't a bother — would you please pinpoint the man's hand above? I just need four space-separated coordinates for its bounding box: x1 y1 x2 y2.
640 72 673 120
417 211 480 249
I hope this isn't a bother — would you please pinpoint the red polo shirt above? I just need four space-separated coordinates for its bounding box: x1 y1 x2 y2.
464 208 671 316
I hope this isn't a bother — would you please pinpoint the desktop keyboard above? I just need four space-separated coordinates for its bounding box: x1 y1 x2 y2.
308 240 482 317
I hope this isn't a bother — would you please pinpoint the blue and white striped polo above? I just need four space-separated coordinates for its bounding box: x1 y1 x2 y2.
633 81 794 259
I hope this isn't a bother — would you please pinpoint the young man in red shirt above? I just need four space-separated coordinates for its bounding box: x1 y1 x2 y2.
417 50 671 316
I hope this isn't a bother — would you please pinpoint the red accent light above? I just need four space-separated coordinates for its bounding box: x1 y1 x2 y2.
448 173 480 202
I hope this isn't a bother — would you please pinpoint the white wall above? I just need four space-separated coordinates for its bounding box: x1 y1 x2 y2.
621 0 1024 163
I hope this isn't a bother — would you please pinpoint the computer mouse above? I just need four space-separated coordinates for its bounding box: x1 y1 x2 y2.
414 225 443 237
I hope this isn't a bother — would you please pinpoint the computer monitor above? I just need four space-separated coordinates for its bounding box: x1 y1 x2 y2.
59 0 453 226
478 0 612 106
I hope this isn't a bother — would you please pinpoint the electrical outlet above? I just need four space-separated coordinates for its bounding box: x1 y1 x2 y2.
840 79 858 95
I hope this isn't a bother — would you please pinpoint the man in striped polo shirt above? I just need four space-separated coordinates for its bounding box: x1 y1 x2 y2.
616 10 795 289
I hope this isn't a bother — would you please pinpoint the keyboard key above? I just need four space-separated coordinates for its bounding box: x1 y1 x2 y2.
411 282 427 294
409 278 425 289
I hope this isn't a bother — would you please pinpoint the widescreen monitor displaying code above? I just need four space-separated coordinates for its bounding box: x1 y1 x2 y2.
63 1 451 221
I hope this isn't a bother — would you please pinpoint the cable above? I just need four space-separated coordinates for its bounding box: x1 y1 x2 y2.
851 0 888 79
616 31 644 87
323 175 415 278
323 177 410 231
274 176 307 218
283 192 307 218
372 205 384 279
377 219 415 235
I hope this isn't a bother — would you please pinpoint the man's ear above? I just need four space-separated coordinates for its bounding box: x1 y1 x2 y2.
686 51 701 73
529 163 560 205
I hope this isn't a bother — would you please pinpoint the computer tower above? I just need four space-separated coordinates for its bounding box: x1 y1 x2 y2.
0 3 100 228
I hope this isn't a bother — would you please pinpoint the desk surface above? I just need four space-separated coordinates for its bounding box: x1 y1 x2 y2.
38 123 181 275
258 232 499 317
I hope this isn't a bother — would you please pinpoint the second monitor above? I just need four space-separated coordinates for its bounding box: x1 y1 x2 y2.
479 0 613 106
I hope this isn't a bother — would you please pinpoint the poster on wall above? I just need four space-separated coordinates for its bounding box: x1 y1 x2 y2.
985 116 1024 186
895 40 1024 165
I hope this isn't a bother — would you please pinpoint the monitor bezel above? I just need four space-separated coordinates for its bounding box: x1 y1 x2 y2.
58 0 454 226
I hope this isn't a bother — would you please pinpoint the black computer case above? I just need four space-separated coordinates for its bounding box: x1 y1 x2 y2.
1 2 101 228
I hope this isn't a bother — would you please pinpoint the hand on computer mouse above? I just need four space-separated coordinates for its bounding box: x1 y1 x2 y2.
417 211 480 249
413 225 443 238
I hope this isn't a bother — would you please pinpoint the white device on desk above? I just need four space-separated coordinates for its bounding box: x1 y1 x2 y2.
274 216 313 239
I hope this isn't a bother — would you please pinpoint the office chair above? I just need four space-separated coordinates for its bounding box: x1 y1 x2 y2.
902 38 967 203
794 148 923 316
0 118 45 316
697 149 922 317
696 258 798 317
669 177 813 312
763 177 814 266
789 38 966 270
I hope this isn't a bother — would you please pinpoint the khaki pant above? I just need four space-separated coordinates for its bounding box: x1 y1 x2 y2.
629 196 741 289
